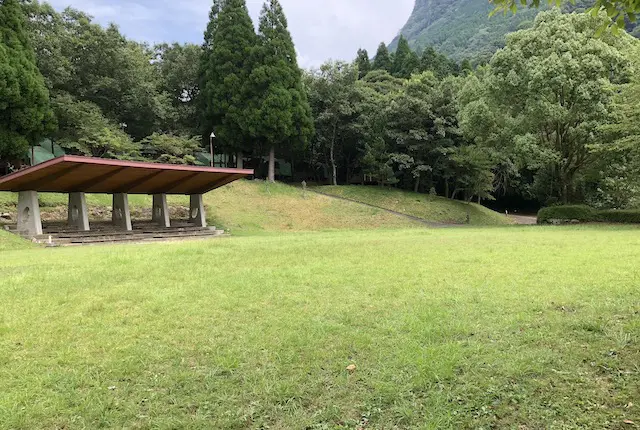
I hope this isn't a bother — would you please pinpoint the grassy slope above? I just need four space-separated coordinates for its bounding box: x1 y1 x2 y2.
0 230 34 252
1 226 639 428
0 181 420 237
207 181 420 234
317 185 512 225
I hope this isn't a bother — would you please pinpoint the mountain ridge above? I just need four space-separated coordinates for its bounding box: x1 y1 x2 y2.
391 0 640 62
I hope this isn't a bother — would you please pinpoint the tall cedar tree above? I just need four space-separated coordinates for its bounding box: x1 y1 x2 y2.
392 35 419 78
200 0 256 166
0 0 54 162
199 0 223 146
355 48 371 79
248 0 313 182
372 42 392 72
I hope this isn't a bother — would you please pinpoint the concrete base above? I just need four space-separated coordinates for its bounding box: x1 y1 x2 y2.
112 193 132 231
68 192 90 231
152 194 170 227
189 194 207 227
17 191 43 236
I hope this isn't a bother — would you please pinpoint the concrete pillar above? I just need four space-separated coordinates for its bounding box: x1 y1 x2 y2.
152 194 170 227
68 192 90 231
189 194 207 227
112 193 132 231
17 191 43 236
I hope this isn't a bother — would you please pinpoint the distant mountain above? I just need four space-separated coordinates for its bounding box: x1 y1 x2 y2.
391 0 639 63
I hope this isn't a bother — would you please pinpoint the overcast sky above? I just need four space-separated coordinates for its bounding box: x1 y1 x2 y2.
44 0 415 68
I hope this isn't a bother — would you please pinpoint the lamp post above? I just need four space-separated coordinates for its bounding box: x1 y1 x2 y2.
209 131 216 167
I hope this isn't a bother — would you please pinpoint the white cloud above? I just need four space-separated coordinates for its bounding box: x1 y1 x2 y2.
44 0 415 66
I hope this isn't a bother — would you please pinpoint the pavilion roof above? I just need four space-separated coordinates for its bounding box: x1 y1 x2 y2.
0 156 254 195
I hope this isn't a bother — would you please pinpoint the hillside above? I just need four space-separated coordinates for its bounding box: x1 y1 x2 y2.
0 181 421 238
391 0 640 62
0 181 512 246
316 186 513 225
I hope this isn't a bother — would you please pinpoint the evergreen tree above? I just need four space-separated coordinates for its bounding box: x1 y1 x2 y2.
355 48 371 79
0 0 54 161
400 50 420 79
392 35 412 76
372 42 392 73
249 0 313 182
199 0 224 158
199 0 257 166
202 0 224 50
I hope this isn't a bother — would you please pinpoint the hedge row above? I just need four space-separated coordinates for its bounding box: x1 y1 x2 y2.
537 205 598 224
537 205 640 224
599 209 640 224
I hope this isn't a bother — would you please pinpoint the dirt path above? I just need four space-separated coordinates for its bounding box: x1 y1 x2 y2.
508 214 538 225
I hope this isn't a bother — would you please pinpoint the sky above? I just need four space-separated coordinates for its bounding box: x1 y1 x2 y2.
44 0 416 68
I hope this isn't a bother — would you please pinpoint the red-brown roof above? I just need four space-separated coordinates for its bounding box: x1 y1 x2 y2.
0 156 254 195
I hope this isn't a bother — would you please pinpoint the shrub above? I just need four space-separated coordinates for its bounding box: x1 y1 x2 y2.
598 210 640 224
537 205 597 224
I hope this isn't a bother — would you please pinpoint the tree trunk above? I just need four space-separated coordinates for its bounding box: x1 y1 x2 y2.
268 146 275 183
445 180 450 199
561 182 569 204
414 176 420 193
330 122 338 186
236 151 243 170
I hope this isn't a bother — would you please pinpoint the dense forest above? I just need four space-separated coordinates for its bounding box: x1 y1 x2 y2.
1 0 640 209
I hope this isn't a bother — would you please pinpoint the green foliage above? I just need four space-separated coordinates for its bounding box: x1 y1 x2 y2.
419 46 460 78
141 133 200 165
248 0 313 163
51 93 139 159
372 42 392 72
25 3 164 140
306 61 360 185
354 48 371 79
392 35 420 78
200 0 257 155
492 0 640 33
598 209 640 223
538 205 640 223
450 145 496 201
537 205 598 223
154 43 202 136
0 0 54 160
461 11 638 204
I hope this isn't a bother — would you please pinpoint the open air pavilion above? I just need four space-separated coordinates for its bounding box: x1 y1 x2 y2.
0 156 253 242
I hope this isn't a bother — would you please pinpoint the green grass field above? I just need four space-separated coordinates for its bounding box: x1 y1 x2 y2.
317 185 513 225
1 226 639 429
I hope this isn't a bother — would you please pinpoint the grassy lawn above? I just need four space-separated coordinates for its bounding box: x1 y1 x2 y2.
1 226 639 428
317 185 513 225
0 181 421 234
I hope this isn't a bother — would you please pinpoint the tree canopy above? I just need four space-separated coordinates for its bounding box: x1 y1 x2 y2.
0 0 54 160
